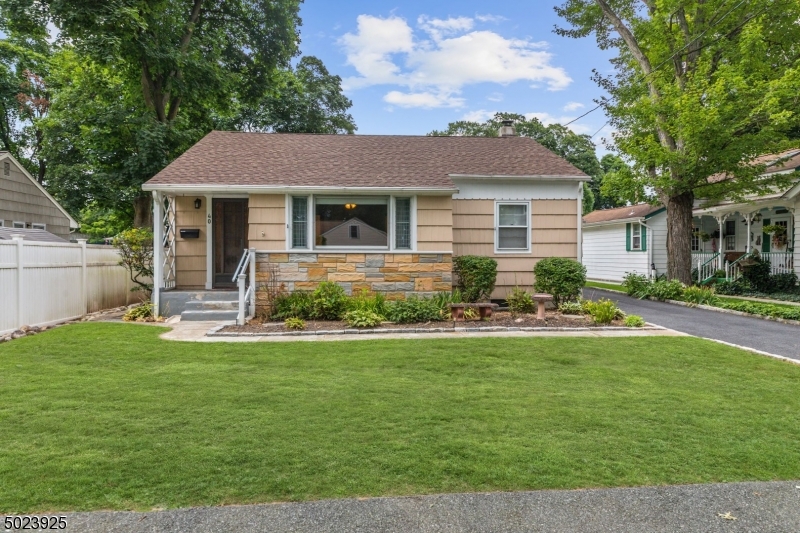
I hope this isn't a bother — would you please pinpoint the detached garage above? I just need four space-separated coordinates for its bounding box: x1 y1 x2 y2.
582 204 667 282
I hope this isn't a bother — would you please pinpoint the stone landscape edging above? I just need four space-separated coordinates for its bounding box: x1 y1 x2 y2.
207 324 664 337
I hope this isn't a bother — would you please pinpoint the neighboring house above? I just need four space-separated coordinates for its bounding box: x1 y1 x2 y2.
582 204 667 282
0 152 78 240
582 148 800 283
0 227 68 243
142 128 589 316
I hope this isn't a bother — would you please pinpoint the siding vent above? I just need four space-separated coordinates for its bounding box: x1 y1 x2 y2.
3 161 8 176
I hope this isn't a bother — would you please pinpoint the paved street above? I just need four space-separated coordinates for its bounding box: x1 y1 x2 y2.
61 481 800 533
584 288 800 362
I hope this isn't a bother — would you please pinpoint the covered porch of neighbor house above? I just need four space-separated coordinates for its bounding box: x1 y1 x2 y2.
691 198 798 283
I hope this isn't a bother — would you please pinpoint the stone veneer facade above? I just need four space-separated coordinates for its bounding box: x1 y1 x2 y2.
255 252 452 307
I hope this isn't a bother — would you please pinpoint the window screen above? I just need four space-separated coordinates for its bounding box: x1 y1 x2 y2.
497 203 529 251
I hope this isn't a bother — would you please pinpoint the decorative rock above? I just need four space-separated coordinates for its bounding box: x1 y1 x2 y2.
19 325 31 333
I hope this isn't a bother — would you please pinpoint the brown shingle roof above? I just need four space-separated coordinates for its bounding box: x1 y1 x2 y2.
583 204 664 224
144 131 588 189
707 148 800 183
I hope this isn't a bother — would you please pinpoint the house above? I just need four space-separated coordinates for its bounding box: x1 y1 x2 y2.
582 204 667 282
142 127 589 318
0 227 68 243
582 148 800 283
0 152 78 240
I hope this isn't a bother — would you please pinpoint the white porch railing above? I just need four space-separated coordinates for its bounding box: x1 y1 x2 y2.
762 252 794 275
692 251 718 267
725 253 751 282
233 248 257 325
695 252 720 284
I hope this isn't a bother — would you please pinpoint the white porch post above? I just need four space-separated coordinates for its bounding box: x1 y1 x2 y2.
746 213 752 254
248 247 256 318
205 194 213 290
716 215 725 270
152 191 163 316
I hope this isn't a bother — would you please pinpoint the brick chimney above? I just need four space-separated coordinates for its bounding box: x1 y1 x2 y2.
498 119 517 137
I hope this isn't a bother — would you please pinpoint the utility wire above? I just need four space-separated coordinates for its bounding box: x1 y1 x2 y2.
562 0 752 128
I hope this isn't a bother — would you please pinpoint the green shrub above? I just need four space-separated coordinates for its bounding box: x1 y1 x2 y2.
271 291 314 320
344 310 384 328
584 298 622 325
284 317 306 330
113 228 154 296
558 301 585 315
742 256 772 292
431 290 462 320
717 301 800 321
624 315 646 328
311 281 348 320
506 287 536 315
622 272 650 298
453 256 498 302
533 257 587 306
646 279 685 301
346 289 388 316
682 286 719 307
771 272 798 293
123 303 156 322
385 296 442 324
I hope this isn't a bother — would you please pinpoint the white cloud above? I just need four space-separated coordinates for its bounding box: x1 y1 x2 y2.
475 14 507 23
487 92 504 102
461 109 497 122
339 14 572 108
563 101 585 112
384 91 465 109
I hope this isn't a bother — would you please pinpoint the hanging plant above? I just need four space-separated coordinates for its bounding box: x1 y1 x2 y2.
698 231 711 242
762 224 786 236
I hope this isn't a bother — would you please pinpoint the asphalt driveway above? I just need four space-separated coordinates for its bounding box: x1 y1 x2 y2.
584 288 800 362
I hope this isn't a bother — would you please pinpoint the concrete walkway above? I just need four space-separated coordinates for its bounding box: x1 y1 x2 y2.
584 288 800 362
62 481 800 533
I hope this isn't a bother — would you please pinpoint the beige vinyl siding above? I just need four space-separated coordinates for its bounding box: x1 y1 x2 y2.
175 196 207 288
0 159 72 239
416 196 452 251
249 194 286 249
453 199 578 298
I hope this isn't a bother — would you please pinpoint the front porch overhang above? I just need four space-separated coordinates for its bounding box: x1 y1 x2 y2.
693 195 790 217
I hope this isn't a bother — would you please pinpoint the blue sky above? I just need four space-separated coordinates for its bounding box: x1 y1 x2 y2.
297 0 616 146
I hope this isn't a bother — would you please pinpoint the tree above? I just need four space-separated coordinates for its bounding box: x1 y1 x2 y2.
555 0 800 283
17 0 304 226
430 112 603 213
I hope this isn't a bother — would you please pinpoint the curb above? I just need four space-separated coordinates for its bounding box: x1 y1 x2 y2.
701 337 800 367
207 324 665 338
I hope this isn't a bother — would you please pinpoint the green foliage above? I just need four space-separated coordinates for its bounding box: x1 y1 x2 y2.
284 317 306 331
344 310 384 328
624 315 646 328
717 301 800 321
430 291 462 320
271 291 313 320
771 273 799 293
346 290 388 317
506 287 536 316
453 256 498 303
533 257 587 306
385 296 442 324
645 280 685 302
742 257 773 293
311 282 348 320
122 303 155 322
558 300 586 315
113 228 154 296
584 299 622 325
622 273 651 298
78 202 132 242
682 286 719 307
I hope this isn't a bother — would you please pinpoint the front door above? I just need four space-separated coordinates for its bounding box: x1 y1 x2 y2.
213 199 249 287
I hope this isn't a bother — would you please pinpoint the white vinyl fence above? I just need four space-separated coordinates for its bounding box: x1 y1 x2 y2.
0 237 140 335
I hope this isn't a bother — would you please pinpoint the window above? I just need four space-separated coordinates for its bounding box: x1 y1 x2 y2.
12 221 25 229
496 202 530 252
315 197 388 247
725 220 736 251
631 223 642 250
291 196 308 248
394 197 411 249
31 223 46 230
691 228 700 251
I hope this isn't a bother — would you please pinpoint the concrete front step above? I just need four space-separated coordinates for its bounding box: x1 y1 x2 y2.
180 310 239 321
184 300 238 311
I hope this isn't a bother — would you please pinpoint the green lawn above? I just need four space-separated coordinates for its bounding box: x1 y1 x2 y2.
1 323 799 513
585 280 625 292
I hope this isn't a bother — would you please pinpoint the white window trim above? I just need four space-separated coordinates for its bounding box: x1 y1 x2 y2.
12 221 25 229
631 222 642 251
287 194 417 252
31 223 46 230
494 200 531 254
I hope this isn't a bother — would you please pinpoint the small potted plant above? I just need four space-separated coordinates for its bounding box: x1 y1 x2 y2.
762 224 787 248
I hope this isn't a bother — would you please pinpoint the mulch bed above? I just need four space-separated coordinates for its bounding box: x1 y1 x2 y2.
216 311 629 335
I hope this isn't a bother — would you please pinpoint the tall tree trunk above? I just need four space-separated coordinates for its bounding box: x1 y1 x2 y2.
133 195 153 229
666 191 694 284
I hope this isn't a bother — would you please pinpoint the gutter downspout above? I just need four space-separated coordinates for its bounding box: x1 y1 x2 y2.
639 220 655 279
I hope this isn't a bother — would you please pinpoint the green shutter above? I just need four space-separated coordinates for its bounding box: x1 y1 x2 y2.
641 225 647 251
626 223 631 251
762 218 771 253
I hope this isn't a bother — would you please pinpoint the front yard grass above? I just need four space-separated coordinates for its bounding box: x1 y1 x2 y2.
1 323 799 512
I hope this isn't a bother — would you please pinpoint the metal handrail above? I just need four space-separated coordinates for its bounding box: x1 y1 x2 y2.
231 248 250 283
